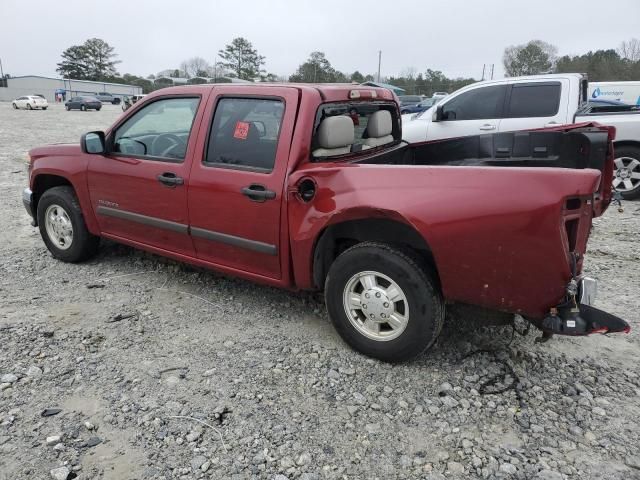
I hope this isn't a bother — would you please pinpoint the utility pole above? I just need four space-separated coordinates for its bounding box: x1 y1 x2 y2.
377 50 381 83
481 64 486 81
0 57 4 87
490 64 495 80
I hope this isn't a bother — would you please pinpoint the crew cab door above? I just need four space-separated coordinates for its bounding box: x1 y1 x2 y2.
427 84 507 141
87 93 208 256
498 80 568 133
187 86 299 280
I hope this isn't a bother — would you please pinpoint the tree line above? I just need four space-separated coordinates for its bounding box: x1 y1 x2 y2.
53 37 640 96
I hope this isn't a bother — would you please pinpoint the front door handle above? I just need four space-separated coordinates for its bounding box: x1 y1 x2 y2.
241 184 276 202
545 121 560 127
157 172 184 187
479 124 496 131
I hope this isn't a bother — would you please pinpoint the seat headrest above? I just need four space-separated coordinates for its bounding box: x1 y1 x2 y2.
316 116 354 149
367 110 393 138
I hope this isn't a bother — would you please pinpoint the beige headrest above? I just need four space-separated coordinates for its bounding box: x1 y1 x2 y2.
316 116 354 149
367 110 392 138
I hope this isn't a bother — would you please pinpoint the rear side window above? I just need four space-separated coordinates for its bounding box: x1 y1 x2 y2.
204 97 284 172
441 85 506 121
506 82 561 118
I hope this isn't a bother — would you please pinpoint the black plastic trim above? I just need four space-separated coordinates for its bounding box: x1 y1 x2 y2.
96 206 188 234
191 226 277 256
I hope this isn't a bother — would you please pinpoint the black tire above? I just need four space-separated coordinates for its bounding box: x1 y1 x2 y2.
81 104 87 111
614 145 640 200
42 107 48 110
325 242 444 362
65 105 70 111
27 103 32 110
96 107 101 111
12 103 18 109
37 186 100 263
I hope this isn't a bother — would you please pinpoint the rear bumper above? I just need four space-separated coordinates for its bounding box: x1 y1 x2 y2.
23 188 36 225
541 276 630 335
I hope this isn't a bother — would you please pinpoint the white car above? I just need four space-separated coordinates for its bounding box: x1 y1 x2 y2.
12 95 48 110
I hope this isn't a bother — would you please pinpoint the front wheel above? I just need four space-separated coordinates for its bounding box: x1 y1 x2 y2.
613 146 640 200
65 105 70 111
27 104 32 110
12 103 18 109
325 242 444 362
42 107 48 110
37 186 100 263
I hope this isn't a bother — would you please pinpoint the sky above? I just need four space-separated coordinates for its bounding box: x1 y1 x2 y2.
1 0 639 81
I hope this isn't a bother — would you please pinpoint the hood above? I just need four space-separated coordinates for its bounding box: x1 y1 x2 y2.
29 143 82 160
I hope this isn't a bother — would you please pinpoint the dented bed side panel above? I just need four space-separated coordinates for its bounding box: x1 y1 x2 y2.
288 163 601 318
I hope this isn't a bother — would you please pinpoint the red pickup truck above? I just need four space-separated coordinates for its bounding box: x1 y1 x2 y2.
23 84 629 361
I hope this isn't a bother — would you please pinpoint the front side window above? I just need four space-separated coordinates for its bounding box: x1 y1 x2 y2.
441 85 506 121
204 97 284 172
507 83 561 118
113 97 200 161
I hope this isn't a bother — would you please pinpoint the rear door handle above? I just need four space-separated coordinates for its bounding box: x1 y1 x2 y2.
157 172 184 187
241 184 276 202
479 124 496 131
545 121 560 127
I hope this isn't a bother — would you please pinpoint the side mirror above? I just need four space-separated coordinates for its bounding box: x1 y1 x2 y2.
432 104 444 122
252 121 267 137
81 131 106 154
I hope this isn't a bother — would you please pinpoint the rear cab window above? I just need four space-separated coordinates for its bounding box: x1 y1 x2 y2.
311 102 400 160
506 82 561 118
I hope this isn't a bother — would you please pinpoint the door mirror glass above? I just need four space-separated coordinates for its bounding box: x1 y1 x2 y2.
81 131 106 154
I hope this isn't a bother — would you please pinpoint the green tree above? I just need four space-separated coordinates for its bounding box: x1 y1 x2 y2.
503 40 557 77
555 49 639 81
218 37 265 80
289 51 343 83
57 38 120 80
350 71 365 83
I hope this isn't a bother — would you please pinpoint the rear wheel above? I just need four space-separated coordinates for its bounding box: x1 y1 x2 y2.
37 186 100 263
613 146 640 200
96 107 101 111
325 242 444 362
42 107 48 110
81 104 87 111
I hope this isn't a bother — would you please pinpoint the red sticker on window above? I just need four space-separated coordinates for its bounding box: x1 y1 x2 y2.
233 121 250 140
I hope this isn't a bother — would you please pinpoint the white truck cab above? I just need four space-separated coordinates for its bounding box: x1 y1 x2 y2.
402 73 640 199
402 74 586 143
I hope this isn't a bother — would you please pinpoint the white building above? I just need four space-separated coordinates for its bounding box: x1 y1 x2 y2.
0 75 142 102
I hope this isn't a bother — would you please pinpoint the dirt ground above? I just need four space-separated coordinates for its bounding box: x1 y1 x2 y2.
0 103 639 480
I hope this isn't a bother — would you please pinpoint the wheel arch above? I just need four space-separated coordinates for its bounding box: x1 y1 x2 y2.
31 174 74 226
312 216 441 291
613 140 640 152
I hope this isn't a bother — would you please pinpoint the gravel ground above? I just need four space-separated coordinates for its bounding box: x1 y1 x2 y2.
1 103 639 480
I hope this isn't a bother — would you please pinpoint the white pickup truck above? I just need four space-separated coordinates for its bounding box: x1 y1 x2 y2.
402 73 640 199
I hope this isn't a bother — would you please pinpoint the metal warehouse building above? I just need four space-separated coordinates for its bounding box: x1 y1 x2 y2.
0 75 142 103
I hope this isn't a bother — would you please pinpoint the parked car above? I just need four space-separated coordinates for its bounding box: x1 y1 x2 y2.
402 73 640 199
12 95 48 110
93 92 121 104
65 96 102 111
398 95 422 106
122 94 147 111
22 84 629 362
400 98 435 114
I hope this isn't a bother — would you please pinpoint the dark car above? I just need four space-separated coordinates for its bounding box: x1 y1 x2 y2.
65 96 102 111
397 95 422 107
401 98 435 114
